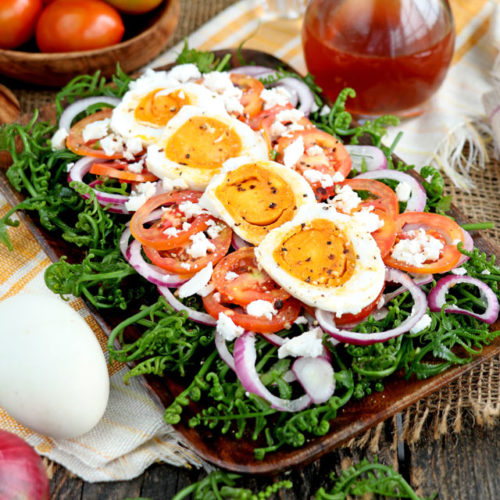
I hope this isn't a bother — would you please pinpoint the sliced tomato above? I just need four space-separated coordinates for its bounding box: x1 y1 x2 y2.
384 212 465 274
344 178 399 218
211 247 290 306
66 109 123 159
89 161 158 183
143 224 232 276
370 208 397 258
334 288 385 326
276 129 352 201
230 73 265 119
130 191 212 251
202 292 301 334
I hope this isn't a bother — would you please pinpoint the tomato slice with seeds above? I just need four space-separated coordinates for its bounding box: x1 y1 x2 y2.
89 161 158 183
67 109 123 159
384 212 465 274
276 129 352 201
370 208 397 258
130 191 211 251
334 287 385 326
143 224 232 276
230 73 265 118
202 292 301 334
212 247 291 306
343 178 399 218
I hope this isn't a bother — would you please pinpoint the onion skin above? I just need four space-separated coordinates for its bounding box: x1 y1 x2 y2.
0 430 49 500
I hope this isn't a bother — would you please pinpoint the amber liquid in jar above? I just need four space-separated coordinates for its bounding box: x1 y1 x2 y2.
302 0 455 117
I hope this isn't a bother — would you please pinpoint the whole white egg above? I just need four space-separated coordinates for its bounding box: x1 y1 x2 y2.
0 293 110 439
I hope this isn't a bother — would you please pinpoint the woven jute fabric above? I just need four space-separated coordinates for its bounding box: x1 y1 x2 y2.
5 0 500 454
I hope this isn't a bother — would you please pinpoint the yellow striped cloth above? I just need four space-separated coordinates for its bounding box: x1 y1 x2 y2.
0 0 498 482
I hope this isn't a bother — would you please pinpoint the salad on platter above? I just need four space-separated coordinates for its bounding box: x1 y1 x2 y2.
1 44 499 465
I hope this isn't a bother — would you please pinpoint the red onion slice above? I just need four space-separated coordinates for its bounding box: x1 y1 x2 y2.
428 275 499 324
345 145 387 171
355 170 427 212
126 240 188 287
68 156 129 213
233 332 312 412
383 272 433 302
230 66 275 77
157 285 217 326
231 233 251 250
214 329 236 371
59 96 120 131
316 269 428 345
292 357 335 404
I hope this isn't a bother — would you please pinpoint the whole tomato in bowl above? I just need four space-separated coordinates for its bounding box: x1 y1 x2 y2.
0 0 43 49
104 0 163 14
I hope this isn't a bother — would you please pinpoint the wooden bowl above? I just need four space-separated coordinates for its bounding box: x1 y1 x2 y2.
0 0 180 87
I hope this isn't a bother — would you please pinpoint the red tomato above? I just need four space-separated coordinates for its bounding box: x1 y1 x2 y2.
89 161 157 184
35 0 124 53
383 212 465 274
104 0 163 14
0 0 43 50
67 109 123 159
211 247 291 306
130 191 212 251
334 288 385 326
370 208 397 259
202 292 301 334
230 74 265 119
343 178 399 218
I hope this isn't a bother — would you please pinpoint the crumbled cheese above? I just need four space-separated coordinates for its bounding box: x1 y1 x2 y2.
127 160 145 173
202 71 243 114
451 267 467 275
182 221 192 231
306 145 323 156
260 87 292 109
391 229 444 267
163 226 179 237
100 134 124 156
275 109 304 123
246 300 277 320
179 200 208 219
217 312 244 341
351 206 384 233
124 181 158 211
283 136 304 168
198 283 215 297
125 137 143 156
303 169 334 188
51 128 69 150
65 162 75 172
162 177 189 192
293 316 309 325
206 219 224 239
277 327 323 358
225 271 239 281
320 104 331 116
168 63 201 83
186 232 215 258
410 313 432 334
482 269 491 275
395 181 412 202
82 118 110 142
330 185 361 213
180 262 192 270
178 262 213 298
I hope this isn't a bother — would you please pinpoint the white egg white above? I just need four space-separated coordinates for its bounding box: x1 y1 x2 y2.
146 106 268 191
200 157 317 245
255 204 385 315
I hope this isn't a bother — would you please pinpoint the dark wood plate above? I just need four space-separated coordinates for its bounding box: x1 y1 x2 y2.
2 49 500 475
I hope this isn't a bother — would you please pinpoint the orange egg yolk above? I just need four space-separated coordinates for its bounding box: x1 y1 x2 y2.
215 163 297 244
272 219 356 287
134 89 191 128
165 116 242 170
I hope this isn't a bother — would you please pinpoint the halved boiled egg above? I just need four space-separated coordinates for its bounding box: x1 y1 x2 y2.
111 75 225 146
146 106 268 191
200 157 316 245
255 204 385 315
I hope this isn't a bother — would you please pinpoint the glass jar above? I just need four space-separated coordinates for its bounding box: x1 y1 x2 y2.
302 0 455 117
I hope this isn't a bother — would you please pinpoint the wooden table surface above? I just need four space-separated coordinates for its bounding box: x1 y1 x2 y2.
50 416 500 499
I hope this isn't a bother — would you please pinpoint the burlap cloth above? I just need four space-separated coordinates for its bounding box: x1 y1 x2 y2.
4 0 500 458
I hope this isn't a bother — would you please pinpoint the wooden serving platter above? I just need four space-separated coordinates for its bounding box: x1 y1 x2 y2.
1 49 500 475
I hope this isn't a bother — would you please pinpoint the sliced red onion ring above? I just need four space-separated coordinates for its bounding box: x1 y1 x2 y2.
230 66 275 77
345 145 387 171
457 228 474 266
292 357 335 404
356 170 427 212
68 156 129 213
384 272 433 302
316 269 427 345
233 332 311 412
231 233 250 250
120 226 132 259
126 240 188 287
59 96 120 131
428 275 499 324
214 330 236 371
157 285 217 326
261 332 288 347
